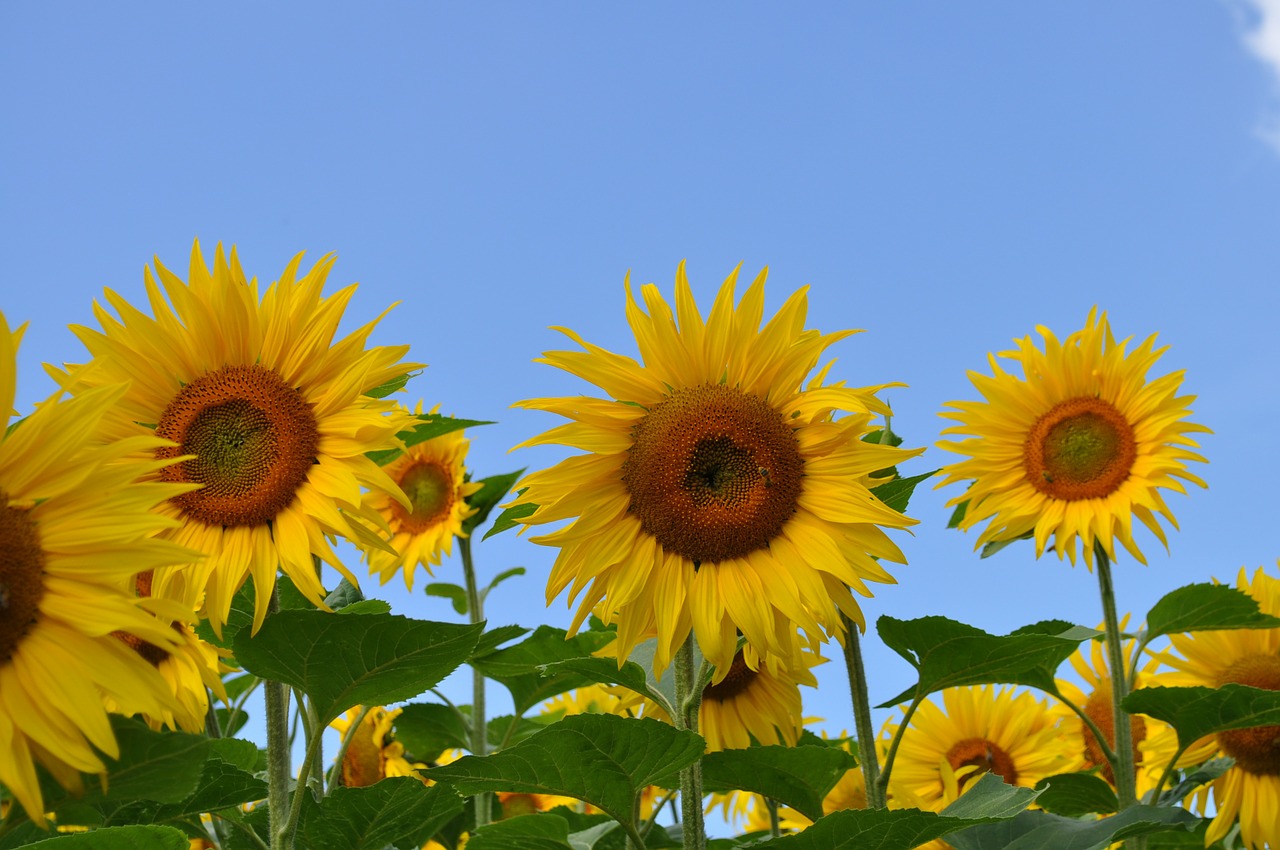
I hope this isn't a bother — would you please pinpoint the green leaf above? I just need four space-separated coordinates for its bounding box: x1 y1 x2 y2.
539 656 674 718
233 610 482 723
324 577 366 610
394 702 473 760
980 530 1035 559
335 600 391 616
747 775 1038 849
483 492 536 540
1144 583 1280 643
862 428 903 448
463 470 525 535
423 714 703 829
1159 757 1234 806
483 567 527 602
467 814 575 850
947 500 968 529
869 470 937 515
1033 773 1118 816
875 616 1091 707
131 745 268 827
194 574 313 652
366 414 493 465
473 624 532 657
945 805 1198 850
1123 685 1280 752
488 713 559 748
299 777 464 850
699 745 857 822
215 706 250 738
471 625 617 715
364 371 414 399
19 826 191 850
427 582 470 615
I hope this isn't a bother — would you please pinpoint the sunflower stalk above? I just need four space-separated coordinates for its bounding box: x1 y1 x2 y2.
460 536 492 828
1094 542 1138 813
264 586 292 850
674 633 707 850
842 610 887 809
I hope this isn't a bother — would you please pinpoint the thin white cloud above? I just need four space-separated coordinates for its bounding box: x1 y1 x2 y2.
1235 0 1280 150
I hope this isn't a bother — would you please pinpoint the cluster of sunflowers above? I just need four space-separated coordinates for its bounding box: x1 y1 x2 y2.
0 243 1273 850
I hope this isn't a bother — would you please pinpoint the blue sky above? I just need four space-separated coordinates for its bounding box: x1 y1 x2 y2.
4 1 1280 818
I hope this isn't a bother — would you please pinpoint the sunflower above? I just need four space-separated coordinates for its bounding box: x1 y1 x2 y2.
888 685 1078 814
330 705 424 787
363 406 482 591
0 311 197 820
511 262 921 676
1051 615 1169 796
55 241 420 632
936 309 1209 568
1148 565 1280 849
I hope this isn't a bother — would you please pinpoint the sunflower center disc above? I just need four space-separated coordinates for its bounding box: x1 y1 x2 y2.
156 365 319 527
394 461 453 533
946 737 1019 789
703 651 758 702
1024 397 1136 501
1215 654 1280 775
623 384 803 565
1082 684 1146 781
0 500 45 663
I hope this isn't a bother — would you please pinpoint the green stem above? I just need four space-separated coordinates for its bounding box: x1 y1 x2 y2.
1148 743 1189 805
281 714 325 848
674 633 706 850
460 536 491 828
840 612 885 808
766 797 781 838
1095 542 1137 811
876 695 923 801
264 587 292 850
1053 687 1120 768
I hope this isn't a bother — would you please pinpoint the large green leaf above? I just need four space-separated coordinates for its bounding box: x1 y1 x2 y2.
869 470 937 515
1123 685 1280 752
945 806 1198 850
423 714 703 829
233 610 481 723
194 573 314 651
298 777 463 850
466 814 577 850
876 617 1093 707
470 625 616 715
394 702 473 760
19 826 191 849
102 740 267 828
366 414 494 465
747 774 1038 848
483 494 537 540
699 745 857 823
463 469 525 535
1032 773 1118 816
1144 583 1280 643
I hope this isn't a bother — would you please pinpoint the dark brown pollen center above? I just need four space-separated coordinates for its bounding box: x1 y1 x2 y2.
1215 654 1280 776
156 365 319 528
0 499 45 663
622 384 803 565
946 737 1019 790
703 651 758 702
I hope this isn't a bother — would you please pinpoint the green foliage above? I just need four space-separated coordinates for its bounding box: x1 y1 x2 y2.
298 777 463 850
947 500 968 528
424 714 703 830
747 774 1039 849
869 470 937 515
366 413 493 465
699 745 857 823
945 806 1199 850
394 702 473 760
483 490 536 540
470 625 617 715
194 574 312 654
463 469 525 535
363 371 414 399
466 814 578 850
17 826 192 850
539 656 675 718
1143 583 1280 643
233 609 482 724
1123 685 1280 752
1159 758 1234 806
427 582 470 615
875 616 1095 707
1033 773 1118 816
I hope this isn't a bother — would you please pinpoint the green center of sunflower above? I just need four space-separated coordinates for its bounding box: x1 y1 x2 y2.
0 498 45 664
1082 683 1146 782
393 461 454 533
156 365 319 528
622 384 803 565
1024 397 1136 501
946 737 1018 790
703 651 758 702
1215 654 1280 776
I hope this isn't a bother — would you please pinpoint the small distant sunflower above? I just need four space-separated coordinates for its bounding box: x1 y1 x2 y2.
511 262 921 676
937 309 1209 568
889 685 1078 813
0 311 195 820
364 408 482 591
1052 615 1168 795
330 706 423 787
56 241 420 631
540 683 628 717
1150 565 1280 849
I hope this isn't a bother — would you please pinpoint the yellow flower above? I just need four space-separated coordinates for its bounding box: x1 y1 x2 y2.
511 263 921 676
364 407 482 591
0 311 195 820
888 685 1078 813
330 706 423 787
937 309 1208 568
540 683 628 717
1148 565 1280 849
55 241 420 632
1051 615 1169 797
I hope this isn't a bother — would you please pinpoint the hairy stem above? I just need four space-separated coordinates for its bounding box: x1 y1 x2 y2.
841 612 885 808
674 633 706 850
1095 542 1137 811
264 586 292 850
460 536 491 828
